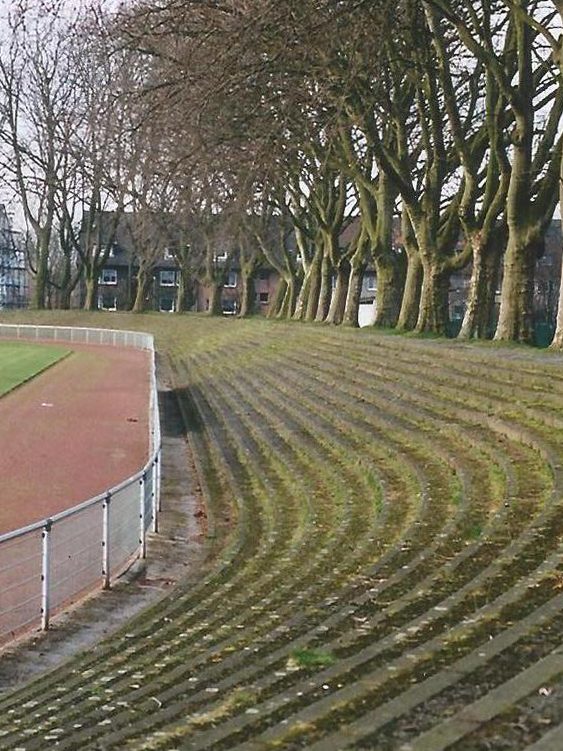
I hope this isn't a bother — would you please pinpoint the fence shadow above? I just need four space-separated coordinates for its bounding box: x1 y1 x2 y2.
159 387 203 437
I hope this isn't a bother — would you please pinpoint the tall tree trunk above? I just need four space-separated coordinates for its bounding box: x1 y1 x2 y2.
315 251 332 322
132 269 151 313
373 255 404 328
551 200 563 347
238 268 256 318
325 260 350 325
277 276 297 319
294 245 322 321
549 4 563 348
33 236 49 310
304 246 323 322
268 278 287 318
343 260 367 327
494 86 535 342
59 286 72 310
57 254 72 310
494 234 536 343
208 282 223 316
397 248 423 331
458 234 502 340
175 268 191 313
83 269 99 311
416 261 450 335
293 272 310 321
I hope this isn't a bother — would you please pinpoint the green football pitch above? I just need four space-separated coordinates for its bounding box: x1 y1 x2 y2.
0 342 70 398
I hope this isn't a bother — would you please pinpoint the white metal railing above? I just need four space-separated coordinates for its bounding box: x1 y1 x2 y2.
0 324 161 643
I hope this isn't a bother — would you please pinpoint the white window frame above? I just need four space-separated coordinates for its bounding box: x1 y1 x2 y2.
160 269 177 287
163 246 174 260
224 271 237 288
99 268 117 285
366 274 376 292
97 294 117 311
159 295 176 313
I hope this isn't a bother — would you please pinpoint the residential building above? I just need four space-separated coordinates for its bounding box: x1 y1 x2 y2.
79 212 187 313
91 210 563 328
90 211 281 315
195 266 279 315
0 204 28 309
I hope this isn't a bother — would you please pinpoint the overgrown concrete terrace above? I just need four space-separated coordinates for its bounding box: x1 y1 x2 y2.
0 310 563 750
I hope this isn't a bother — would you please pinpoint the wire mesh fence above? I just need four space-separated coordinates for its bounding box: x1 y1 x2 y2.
0 324 161 644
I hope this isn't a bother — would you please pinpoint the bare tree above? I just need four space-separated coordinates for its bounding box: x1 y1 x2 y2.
430 0 563 343
0 3 81 308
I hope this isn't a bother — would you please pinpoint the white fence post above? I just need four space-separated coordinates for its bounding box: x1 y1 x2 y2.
41 520 52 631
139 473 146 559
152 458 159 534
102 493 111 590
157 448 162 513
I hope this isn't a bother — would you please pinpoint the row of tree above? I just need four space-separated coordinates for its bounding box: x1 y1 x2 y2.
1 1 563 345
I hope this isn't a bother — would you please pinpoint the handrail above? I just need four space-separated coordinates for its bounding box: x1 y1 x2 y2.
0 323 161 642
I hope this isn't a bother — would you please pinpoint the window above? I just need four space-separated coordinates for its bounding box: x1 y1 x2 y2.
99 268 117 285
222 299 237 315
159 296 175 313
366 274 376 291
95 243 115 257
98 294 117 311
259 291 269 304
160 270 177 287
259 269 269 280
225 271 237 288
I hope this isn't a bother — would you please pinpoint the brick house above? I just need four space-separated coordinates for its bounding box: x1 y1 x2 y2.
95 243 182 313
78 212 187 312
194 265 279 314
89 212 280 314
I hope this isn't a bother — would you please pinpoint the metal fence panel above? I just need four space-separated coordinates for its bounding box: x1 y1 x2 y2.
144 466 155 532
49 505 102 612
0 324 154 351
0 529 42 643
109 481 142 578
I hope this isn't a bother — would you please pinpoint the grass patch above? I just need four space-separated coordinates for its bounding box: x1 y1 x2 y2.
0 342 70 397
289 648 337 668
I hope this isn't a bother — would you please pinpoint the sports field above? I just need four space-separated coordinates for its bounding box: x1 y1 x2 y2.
0 339 150 534
0 341 69 397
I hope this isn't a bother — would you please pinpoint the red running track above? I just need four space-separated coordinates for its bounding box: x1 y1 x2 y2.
0 344 150 535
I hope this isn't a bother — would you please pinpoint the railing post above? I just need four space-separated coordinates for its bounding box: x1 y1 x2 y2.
139 473 146 559
152 458 159 535
102 493 111 590
157 447 162 513
41 520 52 631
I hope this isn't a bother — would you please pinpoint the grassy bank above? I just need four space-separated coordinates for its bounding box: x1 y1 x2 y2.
0 310 562 750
